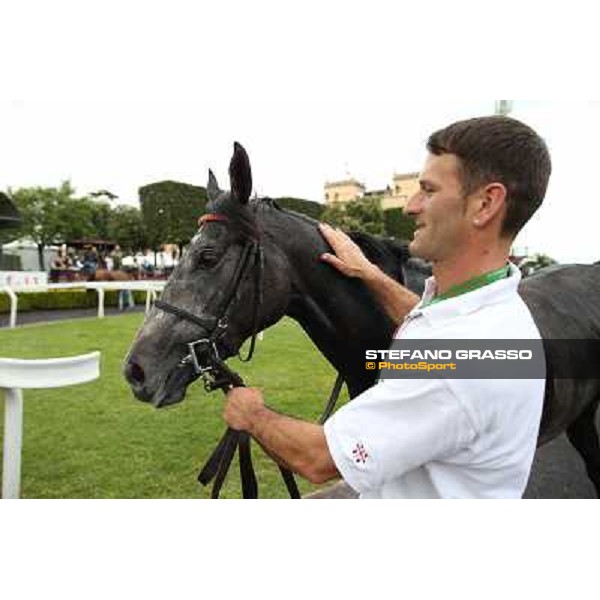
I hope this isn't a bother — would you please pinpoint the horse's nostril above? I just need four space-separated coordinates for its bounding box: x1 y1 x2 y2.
125 361 145 385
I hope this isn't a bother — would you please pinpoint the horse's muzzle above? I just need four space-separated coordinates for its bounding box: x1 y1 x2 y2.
123 360 153 403
123 358 194 408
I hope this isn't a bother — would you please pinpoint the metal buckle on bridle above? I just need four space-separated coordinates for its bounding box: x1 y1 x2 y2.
179 318 229 391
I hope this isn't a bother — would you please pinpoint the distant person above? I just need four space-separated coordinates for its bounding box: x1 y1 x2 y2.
111 244 124 270
98 252 108 270
112 245 135 310
51 250 66 270
81 246 98 277
49 249 67 281
118 284 135 311
64 251 74 269
70 251 82 270
142 257 154 278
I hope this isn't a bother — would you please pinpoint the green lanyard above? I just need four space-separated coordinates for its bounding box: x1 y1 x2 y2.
422 265 510 308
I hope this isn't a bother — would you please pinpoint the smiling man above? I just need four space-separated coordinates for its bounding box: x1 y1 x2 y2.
223 116 552 498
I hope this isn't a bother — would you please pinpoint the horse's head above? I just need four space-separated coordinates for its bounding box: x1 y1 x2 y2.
124 143 292 407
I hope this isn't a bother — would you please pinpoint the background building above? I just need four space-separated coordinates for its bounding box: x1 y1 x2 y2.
324 179 366 205
324 172 419 211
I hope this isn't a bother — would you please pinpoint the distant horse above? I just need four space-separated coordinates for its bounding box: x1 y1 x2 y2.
124 143 600 496
88 269 134 282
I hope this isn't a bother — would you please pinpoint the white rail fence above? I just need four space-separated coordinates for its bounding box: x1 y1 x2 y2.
1 352 101 499
0 281 166 328
0 280 266 498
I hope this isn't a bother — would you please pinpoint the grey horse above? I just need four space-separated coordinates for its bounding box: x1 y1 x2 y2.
124 143 600 496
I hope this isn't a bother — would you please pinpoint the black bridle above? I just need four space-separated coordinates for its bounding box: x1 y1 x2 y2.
156 213 263 378
154 212 301 499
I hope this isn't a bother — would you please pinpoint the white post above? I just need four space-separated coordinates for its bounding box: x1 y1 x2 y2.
5 287 18 329
2 387 24 499
0 351 100 499
96 288 105 318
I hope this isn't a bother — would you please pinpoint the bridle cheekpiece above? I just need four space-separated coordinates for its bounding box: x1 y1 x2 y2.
155 212 263 391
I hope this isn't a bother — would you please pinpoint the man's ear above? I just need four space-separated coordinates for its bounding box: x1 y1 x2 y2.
472 182 507 227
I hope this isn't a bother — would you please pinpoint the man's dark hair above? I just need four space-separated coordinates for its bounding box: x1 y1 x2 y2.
427 116 552 238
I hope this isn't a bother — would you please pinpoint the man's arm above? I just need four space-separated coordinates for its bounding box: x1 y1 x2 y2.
319 223 419 324
223 387 340 485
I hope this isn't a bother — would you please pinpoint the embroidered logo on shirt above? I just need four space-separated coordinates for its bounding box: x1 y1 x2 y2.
352 442 369 464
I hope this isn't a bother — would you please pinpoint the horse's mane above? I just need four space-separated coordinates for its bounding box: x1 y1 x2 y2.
346 231 408 282
203 196 431 293
249 197 431 289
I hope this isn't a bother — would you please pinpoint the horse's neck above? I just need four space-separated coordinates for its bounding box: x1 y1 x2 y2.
270 214 396 397
287 289 392 397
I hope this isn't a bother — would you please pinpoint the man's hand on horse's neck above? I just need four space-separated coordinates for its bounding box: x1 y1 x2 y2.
319 223 420 324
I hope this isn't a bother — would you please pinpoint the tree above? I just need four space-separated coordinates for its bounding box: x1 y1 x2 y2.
87 200 113 241
108 205 148 253
8 181 75 269
139 181 207 252
384 207 416 241
57 196 101 241
519 253 558 276
42 194 112 246
6 182 119 269
322 197 385 235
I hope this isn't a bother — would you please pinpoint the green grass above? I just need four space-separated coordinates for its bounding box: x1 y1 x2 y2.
0 315 348 498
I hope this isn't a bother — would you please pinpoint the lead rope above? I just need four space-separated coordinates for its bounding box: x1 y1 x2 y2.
318 373 345 424
199 372 344 499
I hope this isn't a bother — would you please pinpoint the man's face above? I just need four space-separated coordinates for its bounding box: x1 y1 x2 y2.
405 153 474 262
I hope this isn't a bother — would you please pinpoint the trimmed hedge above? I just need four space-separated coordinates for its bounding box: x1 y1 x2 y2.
275 197 325 220
0 289 148 314
139 180 207 249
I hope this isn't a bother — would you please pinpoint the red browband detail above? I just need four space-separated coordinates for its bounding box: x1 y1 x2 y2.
198 213 229 226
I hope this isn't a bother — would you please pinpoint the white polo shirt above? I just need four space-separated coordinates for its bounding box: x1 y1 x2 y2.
324 264 546 498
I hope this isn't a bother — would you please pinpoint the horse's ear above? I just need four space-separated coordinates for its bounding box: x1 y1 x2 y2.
229 141 252 205
207 169 222 203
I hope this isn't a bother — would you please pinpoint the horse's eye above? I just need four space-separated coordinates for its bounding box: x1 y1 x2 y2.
198 249 219 269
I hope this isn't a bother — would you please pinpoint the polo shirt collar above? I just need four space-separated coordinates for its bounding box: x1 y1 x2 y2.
414 262 521 324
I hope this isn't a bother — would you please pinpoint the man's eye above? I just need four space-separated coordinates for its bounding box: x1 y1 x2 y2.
198 249 219 268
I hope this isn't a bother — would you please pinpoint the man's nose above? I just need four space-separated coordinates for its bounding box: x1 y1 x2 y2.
405 192 423 215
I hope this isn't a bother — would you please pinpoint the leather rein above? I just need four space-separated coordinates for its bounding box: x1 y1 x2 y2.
154 212 343 499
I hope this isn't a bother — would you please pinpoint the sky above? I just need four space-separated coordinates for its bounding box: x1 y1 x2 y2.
1 2 599 264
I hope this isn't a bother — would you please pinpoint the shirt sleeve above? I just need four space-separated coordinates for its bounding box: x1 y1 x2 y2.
323 378 477 494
